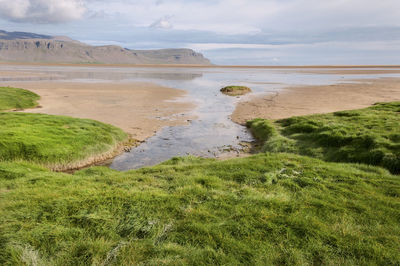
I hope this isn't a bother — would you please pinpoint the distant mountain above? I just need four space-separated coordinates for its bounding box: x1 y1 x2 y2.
0 30 212 65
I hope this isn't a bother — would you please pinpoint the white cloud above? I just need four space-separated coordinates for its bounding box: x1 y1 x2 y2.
190 40 400 52
83 0 400 34
201 40 400 65
2 0 400 30
186 43 278 51
13 0 394 35
0 0 86 23
149 16 173 29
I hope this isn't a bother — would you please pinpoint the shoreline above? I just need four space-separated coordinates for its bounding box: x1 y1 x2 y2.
4 98 142 172
48 136 139 172
231 77 400 125
3 81 195 141
1 61 400 69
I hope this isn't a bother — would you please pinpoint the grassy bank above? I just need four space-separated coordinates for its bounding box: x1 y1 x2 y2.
1 154 399 265
0 86 40 111
0 87 128 170
248 102 400 174
0 113 128 170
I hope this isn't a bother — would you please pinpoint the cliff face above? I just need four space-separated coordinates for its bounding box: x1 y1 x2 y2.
0 30 211 65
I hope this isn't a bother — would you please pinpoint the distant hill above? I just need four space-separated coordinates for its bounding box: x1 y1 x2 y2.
0 30 52 40
0 30 212 65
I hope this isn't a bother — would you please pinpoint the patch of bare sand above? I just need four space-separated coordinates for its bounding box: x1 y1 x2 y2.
232 78 400 124
3 81 194 141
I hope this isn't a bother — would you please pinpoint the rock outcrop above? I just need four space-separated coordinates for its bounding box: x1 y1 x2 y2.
0 30 212 65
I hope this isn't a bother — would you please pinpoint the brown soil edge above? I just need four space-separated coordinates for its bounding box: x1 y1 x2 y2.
3 104 42 112
47 136 141 172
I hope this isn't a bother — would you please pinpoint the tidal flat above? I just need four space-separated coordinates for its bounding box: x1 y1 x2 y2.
1 64 400 169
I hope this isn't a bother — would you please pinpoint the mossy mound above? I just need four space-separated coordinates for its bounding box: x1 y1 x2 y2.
220 86 252 96
0 87 40 111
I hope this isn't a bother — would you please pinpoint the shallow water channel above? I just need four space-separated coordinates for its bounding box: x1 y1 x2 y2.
2 65 400 170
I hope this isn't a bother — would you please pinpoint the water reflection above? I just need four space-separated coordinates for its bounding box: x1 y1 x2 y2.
0 67 203 81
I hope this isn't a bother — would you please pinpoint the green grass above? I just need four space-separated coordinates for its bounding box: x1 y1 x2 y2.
0 87 128 170
248 102 400 174
220 86 252 96
0 112 127 170
1 154 399 265
0 87 40 111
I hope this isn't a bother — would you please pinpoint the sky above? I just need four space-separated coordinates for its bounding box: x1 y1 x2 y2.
0 0 400 65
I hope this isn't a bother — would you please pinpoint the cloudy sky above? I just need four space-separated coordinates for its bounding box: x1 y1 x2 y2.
0 0 400 65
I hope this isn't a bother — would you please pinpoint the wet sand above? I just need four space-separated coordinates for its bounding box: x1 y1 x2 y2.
232 78 400 124
2 62 400 70
0 71 47 77
3 81 194 141
296 69 400 75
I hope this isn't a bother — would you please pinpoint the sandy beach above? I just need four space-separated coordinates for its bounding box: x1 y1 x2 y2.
232 77 400 124
3 81 194 141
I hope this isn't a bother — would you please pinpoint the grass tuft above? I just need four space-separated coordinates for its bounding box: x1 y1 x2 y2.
0 86 40 111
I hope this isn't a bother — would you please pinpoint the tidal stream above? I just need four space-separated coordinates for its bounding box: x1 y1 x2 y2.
2 65 400 170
